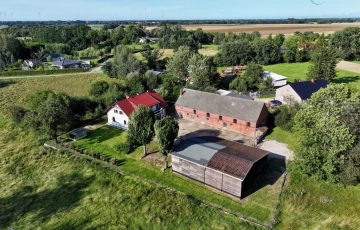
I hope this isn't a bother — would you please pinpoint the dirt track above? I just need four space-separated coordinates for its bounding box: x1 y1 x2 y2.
336 61 360 74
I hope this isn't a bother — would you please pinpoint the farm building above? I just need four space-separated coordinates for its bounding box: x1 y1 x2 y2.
22 59 42 70
216 89 254 101
175 88 268 140
275 79 328 104
171 136 269 198
105 90 168 130
51 58 82 69
262 71 288 87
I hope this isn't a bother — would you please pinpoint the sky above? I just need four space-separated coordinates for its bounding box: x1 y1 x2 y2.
0 0 359 21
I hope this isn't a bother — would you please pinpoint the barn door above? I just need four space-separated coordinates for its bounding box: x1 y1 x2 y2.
191 114 194 120
223 122 227 128
202 116 205 123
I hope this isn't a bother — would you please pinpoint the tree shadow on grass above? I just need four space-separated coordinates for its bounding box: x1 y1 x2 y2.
0 80 15 89
333 75 360 84
0 172 95 229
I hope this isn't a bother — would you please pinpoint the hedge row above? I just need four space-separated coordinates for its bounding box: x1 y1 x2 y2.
0 68 85 77
61 142 119 166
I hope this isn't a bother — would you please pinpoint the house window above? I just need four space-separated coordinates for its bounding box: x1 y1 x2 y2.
124 120 127 125
206 113 210 117
119 111 123 115
114 109 118 113
112 117 116 122
193 109 196 114
219 116 222 120
233 119 237 124
247 122 251 127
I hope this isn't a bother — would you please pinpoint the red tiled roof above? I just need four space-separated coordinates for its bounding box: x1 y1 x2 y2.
105 90 168 116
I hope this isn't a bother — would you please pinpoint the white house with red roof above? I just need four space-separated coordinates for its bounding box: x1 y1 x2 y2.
106 90 168 130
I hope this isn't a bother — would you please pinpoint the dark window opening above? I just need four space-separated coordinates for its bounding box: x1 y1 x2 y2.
233 119 237 124
119 111 123 115
124 120 127 125
193 109 196 114
112 117 116 122
219 116 222 120
206 113 210 117
247 122 251 127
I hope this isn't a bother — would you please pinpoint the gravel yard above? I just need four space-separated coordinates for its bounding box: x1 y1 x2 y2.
258 140 294 161
336 61 360 74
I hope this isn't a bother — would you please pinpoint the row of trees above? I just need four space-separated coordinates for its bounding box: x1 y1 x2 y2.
127 105 179 169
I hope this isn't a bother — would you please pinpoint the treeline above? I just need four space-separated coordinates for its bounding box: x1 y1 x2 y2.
2 17 358 26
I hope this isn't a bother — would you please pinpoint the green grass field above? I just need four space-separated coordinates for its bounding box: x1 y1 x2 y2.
72 125 284 225
0 118 260 229
89 24 105 30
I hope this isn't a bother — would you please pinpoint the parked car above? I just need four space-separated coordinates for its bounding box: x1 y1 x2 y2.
270 99 282 106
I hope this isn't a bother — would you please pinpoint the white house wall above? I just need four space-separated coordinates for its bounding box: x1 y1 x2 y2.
107 105 129 130
275 85 303 105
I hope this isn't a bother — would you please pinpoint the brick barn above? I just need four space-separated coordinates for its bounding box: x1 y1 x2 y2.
171 136 269 198
175 88 269 139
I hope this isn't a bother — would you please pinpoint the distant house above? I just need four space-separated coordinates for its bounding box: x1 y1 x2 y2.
51 58 82 69
43 53 66 60
275 79 328 104
171 136 269 198
105 90 169 130
22 59 42 70
175 89 268 140
139 37 159 44
216 89 254 101
262 71 288 87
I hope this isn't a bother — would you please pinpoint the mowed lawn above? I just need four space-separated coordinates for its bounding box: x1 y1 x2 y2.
74 124 285 225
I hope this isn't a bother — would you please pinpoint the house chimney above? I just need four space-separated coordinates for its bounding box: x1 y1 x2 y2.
311 78 315 83
180 88 183 96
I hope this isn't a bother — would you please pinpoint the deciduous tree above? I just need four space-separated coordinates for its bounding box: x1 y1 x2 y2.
307 45 338 82
154 117 179 170
127 105 155 157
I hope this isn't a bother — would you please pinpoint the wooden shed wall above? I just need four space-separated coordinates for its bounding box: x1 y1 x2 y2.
241 156 267 197
171 156 206 183
222 174 242 197
205 168 222 190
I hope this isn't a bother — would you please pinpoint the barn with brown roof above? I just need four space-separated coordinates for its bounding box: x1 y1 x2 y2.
171 136 269 198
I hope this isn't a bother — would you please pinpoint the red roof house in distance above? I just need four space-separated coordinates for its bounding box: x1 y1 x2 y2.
106 90 168 130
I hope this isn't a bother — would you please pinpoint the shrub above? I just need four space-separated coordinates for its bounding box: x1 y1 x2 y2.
100 154 107 161
113 143 131 154
91 151 100 159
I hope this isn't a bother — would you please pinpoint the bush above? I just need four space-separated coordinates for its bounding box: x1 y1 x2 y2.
113 143 131 154
274 104 300 131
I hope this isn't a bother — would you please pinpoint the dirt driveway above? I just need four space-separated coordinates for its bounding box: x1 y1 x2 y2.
178 119 255 146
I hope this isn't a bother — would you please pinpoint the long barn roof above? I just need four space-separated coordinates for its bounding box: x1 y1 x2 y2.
175 88 265 123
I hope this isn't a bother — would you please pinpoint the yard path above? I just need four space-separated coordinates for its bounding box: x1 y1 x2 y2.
336 61 360 74
257 140 294 161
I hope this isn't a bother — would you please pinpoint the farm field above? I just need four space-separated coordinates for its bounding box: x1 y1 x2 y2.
89 24 105 30
0 74 117 109
180 23 360 36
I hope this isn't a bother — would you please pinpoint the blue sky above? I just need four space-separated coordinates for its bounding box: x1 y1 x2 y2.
1 0 359 21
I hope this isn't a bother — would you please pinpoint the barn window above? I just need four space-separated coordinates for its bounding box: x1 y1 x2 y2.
219 116 222 120
119 111 123 115
193 109 196 114
233 119 237 124
124 120 127 125
247 122 251 127
206 113 210 117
